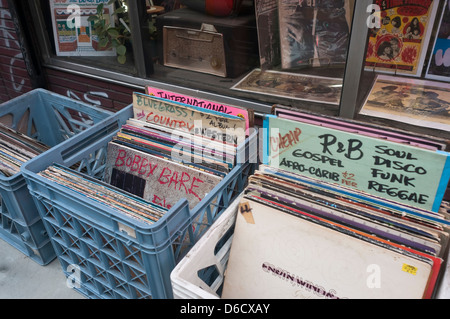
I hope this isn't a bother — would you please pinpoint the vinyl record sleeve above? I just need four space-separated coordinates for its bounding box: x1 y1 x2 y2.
255 0 281 70
232 69 343 105
221 197 440 299
425 0 450 82
272 104 448 151
365 0 439 77
246 178 444 257
125 118 238 156
248 171 448 246
278 0 353 70
132 92 247 146
39 164 167 225
114 131 232 174
120 123 235 166
258 164 450 228
360 75 450 133
49 0 117 57
103 141 223 210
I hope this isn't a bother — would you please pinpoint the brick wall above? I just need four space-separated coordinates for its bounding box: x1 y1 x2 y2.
0 0 32 103
45 68 140 112
0 0 140 110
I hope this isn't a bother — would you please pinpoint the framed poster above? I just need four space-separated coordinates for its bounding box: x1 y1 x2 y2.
255 0 281 70
278 0 354 70
365 0 439 77
232 68 342 105
360 74 450 131
426 0 450 81
49 0 116 57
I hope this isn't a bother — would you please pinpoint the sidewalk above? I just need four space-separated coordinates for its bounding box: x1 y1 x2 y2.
0 239 84 299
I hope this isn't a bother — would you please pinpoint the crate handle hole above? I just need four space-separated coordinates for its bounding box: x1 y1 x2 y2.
197 264 223 294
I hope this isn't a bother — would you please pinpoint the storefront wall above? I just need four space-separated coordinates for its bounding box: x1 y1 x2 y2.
0 0 138 111
0 0 32 102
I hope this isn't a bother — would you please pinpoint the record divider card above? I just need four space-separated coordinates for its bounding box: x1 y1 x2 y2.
263 115 450 213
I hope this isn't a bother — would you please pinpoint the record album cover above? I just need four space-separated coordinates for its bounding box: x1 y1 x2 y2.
255 0 281 70
49 0 116 57
278 0 353 70
426 0 450 81
232 69 342 105
221 197 437 299
103 141 223 210
365 0 439 77
360 75 450 132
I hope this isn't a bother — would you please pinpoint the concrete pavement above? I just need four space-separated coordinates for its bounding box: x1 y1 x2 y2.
0 238 84 299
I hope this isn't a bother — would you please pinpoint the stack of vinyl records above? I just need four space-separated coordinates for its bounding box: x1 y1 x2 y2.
221 106 450 299
39 92 250 225
0 123 49 177
221 164 450 299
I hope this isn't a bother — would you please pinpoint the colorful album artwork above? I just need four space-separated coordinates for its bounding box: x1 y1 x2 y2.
278 0 354 70
426 0 450 81
360 74 450 132
232 68 342 105
365 0 439 77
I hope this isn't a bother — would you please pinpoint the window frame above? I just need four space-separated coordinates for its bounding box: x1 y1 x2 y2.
25 0 373 118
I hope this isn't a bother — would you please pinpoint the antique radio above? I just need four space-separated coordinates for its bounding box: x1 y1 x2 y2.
156 8 259 78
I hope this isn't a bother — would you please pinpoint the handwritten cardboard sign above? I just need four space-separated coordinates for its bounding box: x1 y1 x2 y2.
146 86 253 131
263 116 450 212
133 92 247 145
103 141 223 210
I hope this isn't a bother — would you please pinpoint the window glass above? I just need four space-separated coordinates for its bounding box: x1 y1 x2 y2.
146 0 354 113
41 0 137 76
34 0 355 114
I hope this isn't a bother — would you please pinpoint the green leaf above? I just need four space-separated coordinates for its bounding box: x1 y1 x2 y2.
99 38 109 48
87 15 98 22
97 3 104 14
107 28 120 37
117 55 126 64
116 44 126 56
114 7 125 14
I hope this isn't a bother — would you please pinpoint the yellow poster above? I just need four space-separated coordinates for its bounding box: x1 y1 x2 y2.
365 0 439 77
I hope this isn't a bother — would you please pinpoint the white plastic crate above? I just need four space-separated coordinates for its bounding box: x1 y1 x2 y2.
170 194 243 299
171 192 450 299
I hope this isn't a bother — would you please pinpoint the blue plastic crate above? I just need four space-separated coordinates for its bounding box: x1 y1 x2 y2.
0 89 113 265
21 105 258 299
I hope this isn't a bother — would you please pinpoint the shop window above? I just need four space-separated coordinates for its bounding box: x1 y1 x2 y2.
146 0 355 115
24 0 374 117
33 0 140 76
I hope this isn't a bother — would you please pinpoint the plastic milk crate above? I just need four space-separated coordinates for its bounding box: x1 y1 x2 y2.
170 194 242 299
0 89 112 265
21 105 258 299
170 196 450 299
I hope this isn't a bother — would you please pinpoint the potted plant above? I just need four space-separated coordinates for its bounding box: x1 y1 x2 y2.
88 0 131 64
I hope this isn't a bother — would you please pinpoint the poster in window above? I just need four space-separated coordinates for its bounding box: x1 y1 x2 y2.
49 0 116 57
278 0 354 70
232 68 342 105
359 74 450 132
365 0 439 77
255 0 281 71
426 0 450 82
